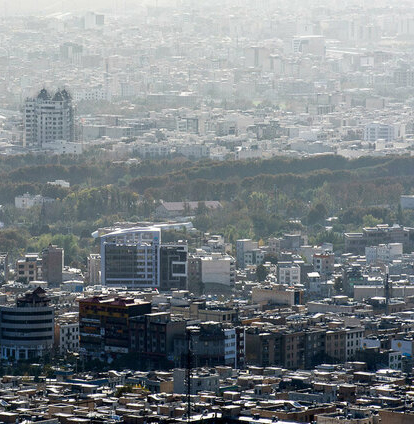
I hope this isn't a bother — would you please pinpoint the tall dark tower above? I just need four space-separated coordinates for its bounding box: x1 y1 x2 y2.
384 266 390 312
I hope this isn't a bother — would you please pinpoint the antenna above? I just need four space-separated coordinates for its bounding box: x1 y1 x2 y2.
384 265 390 312
186 329 192 423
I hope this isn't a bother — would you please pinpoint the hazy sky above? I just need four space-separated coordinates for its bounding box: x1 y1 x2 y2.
0 0 410 16
0 0 154 15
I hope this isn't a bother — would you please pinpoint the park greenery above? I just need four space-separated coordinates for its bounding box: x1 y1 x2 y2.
2 153 414 265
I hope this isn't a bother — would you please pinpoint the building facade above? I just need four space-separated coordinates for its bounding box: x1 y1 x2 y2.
78 296 151 359
0 287 54 361
24 88 74 147
42 244 64 286
101 227 188 290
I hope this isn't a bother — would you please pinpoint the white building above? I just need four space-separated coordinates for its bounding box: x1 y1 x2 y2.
277 262 301 285
200 253 235 287
48 179 70 188
365 243 403 264
87 254 101 284
56 316 79 355
364 122 405 142
44 141 84 155
15 193 54 209
72 85 109 102
24 89 74 147
345 327 364 360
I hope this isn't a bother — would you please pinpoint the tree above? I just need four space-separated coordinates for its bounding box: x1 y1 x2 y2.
256 264 268 282
362 214 383 228
307 203 328 225
263 253 278 265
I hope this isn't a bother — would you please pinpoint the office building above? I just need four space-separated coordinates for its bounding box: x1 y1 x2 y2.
0 287 54 360
101 227 187 290
100 227 161 289
159 244 188 291
24 88 74 147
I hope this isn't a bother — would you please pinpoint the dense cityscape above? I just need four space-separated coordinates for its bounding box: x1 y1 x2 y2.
1 0 414 423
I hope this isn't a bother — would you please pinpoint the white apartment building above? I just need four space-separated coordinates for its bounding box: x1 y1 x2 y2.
200 253 235 287
56 318 79 355
345 327 364 360
87 254 101 284
365 243 403 264
364 122 405 142
73 85 109 102
277 262 301 285
24 89 74 147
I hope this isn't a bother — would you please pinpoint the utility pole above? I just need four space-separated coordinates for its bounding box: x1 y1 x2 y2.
186 329 192 424
384 265 390 314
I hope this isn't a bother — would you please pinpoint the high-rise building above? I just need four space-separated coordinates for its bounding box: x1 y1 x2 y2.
24 88 74 147
0 287 54 360
42 244 63 286
129 311 186 369
0 253 8 283
159 243 188 291
101 227 161 289
100 227 187 290
78 296 151 359
87 254 101 284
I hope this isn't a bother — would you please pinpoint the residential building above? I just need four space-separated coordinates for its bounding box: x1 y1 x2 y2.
200 253 236 287
173 368 220 395
15 254 40 283
55 313 79 355
345 327 364 360
278 262 301 285
129 312 186 369
313 252 335 278
15 193 54 209
41 245 64 286
78 296 151 359
244 249 265 267
365 243 403 264
87 254 101 284
251 284 303 306
24 88 74 147
236 239 258 269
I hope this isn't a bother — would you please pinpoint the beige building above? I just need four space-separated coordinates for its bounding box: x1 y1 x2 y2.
251 284 303 306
